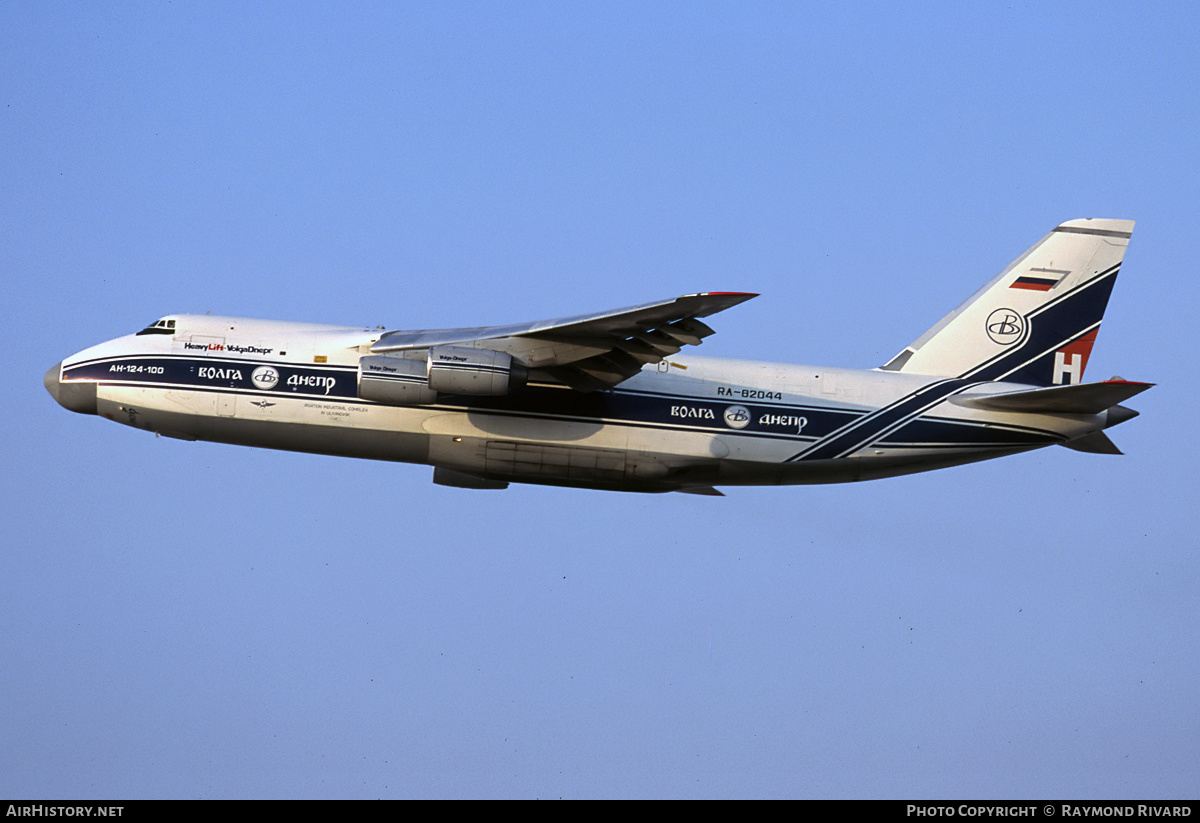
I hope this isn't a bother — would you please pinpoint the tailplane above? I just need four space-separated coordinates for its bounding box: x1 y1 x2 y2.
952 378 1153 414
953 377 1152 456
882 219 1134 385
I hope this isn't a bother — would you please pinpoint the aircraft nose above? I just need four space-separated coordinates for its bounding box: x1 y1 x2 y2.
43 362 61 400
44 361 97 415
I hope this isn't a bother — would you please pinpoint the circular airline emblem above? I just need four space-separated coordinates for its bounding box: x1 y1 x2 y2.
251 365 280 391
985 308 1025 345
723 405 751 429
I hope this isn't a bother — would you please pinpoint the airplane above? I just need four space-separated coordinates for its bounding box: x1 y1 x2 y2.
44 218 1151 495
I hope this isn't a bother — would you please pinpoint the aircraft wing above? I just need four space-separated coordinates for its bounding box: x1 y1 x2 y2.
370 292 757 391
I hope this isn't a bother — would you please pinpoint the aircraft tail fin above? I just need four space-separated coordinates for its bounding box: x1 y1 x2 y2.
882 219 1134 385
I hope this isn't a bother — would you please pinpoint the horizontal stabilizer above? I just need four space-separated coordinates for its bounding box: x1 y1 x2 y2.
1061 430 1123 455
955 379 1153 414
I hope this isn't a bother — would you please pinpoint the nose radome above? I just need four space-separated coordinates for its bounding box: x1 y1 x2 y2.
43 362 62 401
44 362 98 415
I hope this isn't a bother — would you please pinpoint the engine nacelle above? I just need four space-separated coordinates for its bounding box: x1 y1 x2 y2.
426 346 527 396
358 355 438 405
358 347 527 406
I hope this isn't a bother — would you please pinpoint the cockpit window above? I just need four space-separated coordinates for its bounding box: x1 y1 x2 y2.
135 318 177 336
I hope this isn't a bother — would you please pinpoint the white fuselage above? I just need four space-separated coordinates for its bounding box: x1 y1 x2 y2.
46 314 1108 492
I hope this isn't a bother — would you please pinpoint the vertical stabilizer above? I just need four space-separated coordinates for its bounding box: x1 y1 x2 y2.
882 219 1134 385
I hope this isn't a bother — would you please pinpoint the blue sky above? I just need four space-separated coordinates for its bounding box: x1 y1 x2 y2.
4 2 1197 799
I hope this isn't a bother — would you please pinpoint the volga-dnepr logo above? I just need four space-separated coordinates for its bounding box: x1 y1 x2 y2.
723 405 751 429
251 365 280 390
985 308 1025 345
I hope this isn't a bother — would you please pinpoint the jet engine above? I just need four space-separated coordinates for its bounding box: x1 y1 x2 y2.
358 355 437 405
358 346 527 406
426 346 527 395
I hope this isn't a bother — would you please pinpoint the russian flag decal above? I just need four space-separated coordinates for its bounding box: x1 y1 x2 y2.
1010 267 1069 291
1011 275 1058 291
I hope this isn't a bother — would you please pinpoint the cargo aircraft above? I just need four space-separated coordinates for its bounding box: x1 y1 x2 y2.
45 219 1150 494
